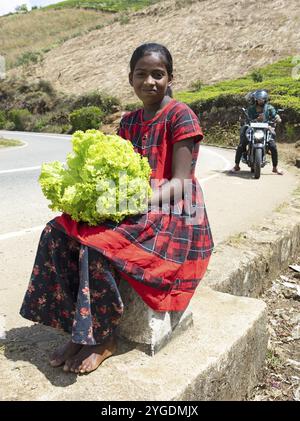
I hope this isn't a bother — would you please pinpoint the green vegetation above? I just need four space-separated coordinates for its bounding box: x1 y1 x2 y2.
226 232 247 246
46 0 161 12
16 51 43 67
0 111 6 129
70 106 104 131
72 91 120 114
0 8 114 69
0 79 120 134
177 57 300 113
0 138 23 148
15 4 29 13
189 79 204 92
176 57 300 145
266 349 283 370
39 130 152 225
8 109 32 131
251 69 263 83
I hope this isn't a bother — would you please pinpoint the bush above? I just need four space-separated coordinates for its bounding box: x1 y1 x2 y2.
0 111 6 129
123 102 142 112
251 70 264 82
16 51 43 67
71 91 120 115
31 114 50 132
23 91 53 114
70 106 104 132
37 80 55 96
7 109 32 131
203 123 240 147
4 121 15 131
189 79 204 92
119 13 130 25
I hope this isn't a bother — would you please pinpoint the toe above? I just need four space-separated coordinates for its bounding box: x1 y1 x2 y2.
49 359 63 367
77 361 87 373
63 360 72 372
79 363 91 374
69 360 79 373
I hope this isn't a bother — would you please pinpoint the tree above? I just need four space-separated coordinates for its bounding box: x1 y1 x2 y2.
15 4 29 13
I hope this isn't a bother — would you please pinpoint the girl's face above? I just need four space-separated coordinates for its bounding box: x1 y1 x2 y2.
129 52 173 107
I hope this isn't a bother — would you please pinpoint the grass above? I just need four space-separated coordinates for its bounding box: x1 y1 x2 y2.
0 1 162 69
0 9 114 69
274 201 289 213
226 232 248 247
45 0 161 12
0 138 23 148
266 349 283 370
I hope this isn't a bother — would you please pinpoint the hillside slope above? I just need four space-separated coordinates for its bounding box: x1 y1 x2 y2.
9 0 300 103
0 9 114 69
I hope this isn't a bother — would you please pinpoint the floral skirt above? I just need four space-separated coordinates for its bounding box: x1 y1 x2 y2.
20 224 124 344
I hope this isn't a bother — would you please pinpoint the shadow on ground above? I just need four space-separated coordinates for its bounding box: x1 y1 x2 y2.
1 324 133 388
214 169 255 179
221 169 278 179
1 325 77 387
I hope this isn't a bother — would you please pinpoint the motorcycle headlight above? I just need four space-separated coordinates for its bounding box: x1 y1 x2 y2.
253 130 264 141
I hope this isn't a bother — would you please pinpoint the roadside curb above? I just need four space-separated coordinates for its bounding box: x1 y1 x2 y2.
203 188 300 297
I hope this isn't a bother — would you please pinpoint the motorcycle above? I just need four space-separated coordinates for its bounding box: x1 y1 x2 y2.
241 107 283 179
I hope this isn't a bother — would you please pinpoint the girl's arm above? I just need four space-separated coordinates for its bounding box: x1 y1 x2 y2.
149 139 194 207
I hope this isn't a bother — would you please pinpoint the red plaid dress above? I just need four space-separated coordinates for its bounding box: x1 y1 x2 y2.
54 100 213 311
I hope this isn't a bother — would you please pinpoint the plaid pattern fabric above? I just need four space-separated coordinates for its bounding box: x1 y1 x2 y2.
55 100 213 311
113 100 213 261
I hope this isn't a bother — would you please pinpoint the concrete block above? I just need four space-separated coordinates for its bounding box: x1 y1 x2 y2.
117 279 193 355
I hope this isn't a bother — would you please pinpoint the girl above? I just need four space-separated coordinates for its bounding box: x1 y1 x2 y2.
20 43 213 374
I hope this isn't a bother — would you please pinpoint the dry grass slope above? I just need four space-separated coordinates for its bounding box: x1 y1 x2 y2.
0 9 114 68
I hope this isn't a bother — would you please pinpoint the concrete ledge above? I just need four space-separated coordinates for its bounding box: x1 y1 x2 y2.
203 194 300 297
117 280 193 356
0 287 267 401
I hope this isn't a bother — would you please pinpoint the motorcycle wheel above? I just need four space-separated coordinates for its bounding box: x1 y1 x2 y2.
254 149 262 179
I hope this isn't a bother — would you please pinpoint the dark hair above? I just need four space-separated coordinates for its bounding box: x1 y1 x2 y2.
129 43 173 77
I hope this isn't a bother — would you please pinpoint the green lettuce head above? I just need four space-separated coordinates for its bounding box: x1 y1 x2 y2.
39 130 152 225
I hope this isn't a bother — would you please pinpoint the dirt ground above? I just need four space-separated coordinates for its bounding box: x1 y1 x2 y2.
246 145 300 401
248 257 300 401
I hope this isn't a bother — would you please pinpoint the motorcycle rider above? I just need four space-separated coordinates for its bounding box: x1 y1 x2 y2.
231 89 283 175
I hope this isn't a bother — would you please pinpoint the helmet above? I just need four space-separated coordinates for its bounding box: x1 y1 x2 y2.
253 89 268 103
245 91 256 104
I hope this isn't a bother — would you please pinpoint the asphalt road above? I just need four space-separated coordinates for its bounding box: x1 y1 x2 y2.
0 132 72 235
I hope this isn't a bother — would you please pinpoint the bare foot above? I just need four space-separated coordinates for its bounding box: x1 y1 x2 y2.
63 337 116 374
49 340 83 367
